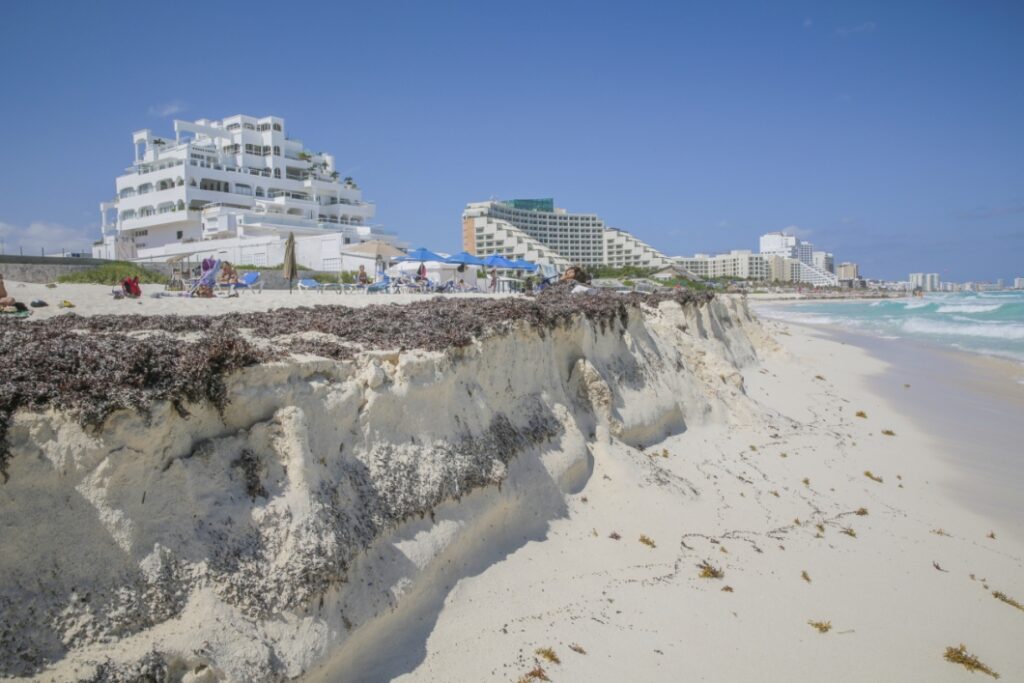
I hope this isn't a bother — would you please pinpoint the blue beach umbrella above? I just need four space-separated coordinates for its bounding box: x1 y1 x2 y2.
444 251 486 266
511 259 538 271
397 247 445 263
482 254 518 269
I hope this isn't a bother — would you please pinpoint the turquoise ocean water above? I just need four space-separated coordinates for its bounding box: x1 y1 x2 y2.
756 291 1024 365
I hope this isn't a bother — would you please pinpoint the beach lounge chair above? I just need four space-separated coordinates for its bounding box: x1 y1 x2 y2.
297 278 341 293
366 276 391 294
189 260 221 297
219 271 264 295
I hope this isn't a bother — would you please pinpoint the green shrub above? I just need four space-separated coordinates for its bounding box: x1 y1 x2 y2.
58 262 168 285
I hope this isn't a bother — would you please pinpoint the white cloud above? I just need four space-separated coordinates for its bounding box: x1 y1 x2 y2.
0 220 97 256
837 22 876 36
781 224 814 239
147 100 186 117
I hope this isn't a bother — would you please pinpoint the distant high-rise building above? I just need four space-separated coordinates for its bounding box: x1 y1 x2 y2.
812 251 834 274
674 250 771 280
759 232 799 258
836 262 859 281
758 231 836 286
909 273 940 291
1014 277 1024 290
462 198 672 269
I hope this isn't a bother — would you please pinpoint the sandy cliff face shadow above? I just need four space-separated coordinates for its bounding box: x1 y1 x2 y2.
305 442 570 683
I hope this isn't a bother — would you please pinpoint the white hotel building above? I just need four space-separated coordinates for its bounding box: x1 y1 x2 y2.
94 114 401 269
758 232 838 287
462 199 673 270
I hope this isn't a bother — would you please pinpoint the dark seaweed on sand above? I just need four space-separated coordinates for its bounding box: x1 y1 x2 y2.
0 286 711 481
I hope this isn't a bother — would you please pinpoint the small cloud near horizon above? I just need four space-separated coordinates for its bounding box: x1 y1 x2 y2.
148 101 186 117
0 220 96 255
781 224 814 239
837 22 876 37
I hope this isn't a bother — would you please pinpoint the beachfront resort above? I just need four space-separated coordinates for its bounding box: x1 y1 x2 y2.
92 114 403 272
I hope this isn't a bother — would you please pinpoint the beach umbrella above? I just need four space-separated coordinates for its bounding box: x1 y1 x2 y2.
340 239 404 261
511 259 538 272
444 251 486 266
396 247 445 263
282 232 297 293
482 254 517 269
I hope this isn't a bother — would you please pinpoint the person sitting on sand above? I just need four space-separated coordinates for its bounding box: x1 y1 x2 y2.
120 275 142 298
357 265 369 285
219 262 239 286
0 272 14 306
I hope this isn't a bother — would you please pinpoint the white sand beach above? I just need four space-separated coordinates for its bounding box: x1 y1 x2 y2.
1 279 509 320
1 286 1021 682
309 316 1024 682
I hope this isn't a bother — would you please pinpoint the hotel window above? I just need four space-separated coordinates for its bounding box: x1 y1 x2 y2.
274 169 281 178
273 123 282 132
176 230 183 239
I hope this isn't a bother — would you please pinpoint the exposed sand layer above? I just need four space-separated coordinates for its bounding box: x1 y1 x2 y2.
1 288 754 681
2 289 1021 682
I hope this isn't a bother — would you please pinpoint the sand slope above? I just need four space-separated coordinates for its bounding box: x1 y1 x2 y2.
351 320 1024 683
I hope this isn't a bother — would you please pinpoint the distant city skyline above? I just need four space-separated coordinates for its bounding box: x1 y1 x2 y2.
0 1 1021 281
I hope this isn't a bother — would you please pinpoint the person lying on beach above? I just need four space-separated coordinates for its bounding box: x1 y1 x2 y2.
120 275 142 298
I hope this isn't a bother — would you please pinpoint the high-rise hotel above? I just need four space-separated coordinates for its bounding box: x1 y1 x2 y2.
94 114 402 270
462 198 673 270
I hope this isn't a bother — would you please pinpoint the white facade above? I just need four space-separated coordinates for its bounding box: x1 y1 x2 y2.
909 273 940 291
812 250 834 274
462 199 672 269
758 232 837 286
836 262 859 280
94 114 402 270
675 250 770 280
1014 277 1024 290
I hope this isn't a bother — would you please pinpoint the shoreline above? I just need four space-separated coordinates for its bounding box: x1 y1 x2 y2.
759 316 1024 544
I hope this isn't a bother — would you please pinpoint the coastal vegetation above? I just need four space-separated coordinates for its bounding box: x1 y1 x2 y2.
56 261 167 285
639 535 657 548
535 647 560 664
808 620 832 633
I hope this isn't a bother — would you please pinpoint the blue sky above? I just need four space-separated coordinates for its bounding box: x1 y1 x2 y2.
0 0 1021 281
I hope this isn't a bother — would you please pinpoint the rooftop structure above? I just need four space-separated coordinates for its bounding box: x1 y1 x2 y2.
94 114 402 270
462 199 673 269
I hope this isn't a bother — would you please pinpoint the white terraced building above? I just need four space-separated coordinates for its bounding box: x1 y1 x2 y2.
93 114 402 270
758 231 838 287
462 199 673 270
